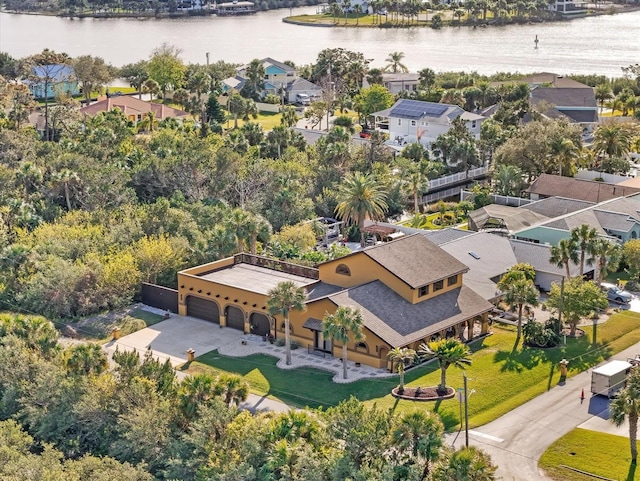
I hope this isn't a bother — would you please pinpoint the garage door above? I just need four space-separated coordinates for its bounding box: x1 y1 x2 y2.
250 313 270 337
186 296 219 324
226 306 245 332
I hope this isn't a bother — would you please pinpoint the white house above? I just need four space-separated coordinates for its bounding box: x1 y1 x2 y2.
547 0 587 15
372 99 485 148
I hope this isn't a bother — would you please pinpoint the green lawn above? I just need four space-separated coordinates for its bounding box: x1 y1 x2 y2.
69 306 165 342
539 428 636 481
189 311 640 429
226 111 283 131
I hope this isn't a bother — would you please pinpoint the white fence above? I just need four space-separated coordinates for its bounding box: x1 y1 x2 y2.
460 190 534 207
255 102 280 113
426 166 489 191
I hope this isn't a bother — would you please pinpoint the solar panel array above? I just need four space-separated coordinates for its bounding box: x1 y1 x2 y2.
390 100 448 119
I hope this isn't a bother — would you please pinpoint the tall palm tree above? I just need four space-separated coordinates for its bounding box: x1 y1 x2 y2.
385 51 408 73
496 273 539 341
549 238 579 279
570 224 598 277
52 168 80 211
267 281 307 365
280 105 298 128
392 410 444 479
433 446 498 481
246 213 272 255
178 373 217 420
548 137 580 177
388 347 416 392
228 208 251 253
593 121 636 159
492 164 523 196
418 67 436 93
407 162 430 213
419 338 471 395
335 172 388 247
589 238 621 285
610 366 640 462
142 78 160 101
594 83 613 114
214 373 249 407
322 306 365 380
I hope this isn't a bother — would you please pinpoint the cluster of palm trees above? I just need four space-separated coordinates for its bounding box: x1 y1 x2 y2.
389 338 472 395
549 224 621 284
595 84 640 117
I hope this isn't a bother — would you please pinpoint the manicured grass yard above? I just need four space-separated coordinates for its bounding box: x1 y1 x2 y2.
227 111 284 131
191 311 640 430
539 428 637 481
70 306 165 342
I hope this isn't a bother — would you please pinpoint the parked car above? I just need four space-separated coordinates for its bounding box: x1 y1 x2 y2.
359 128 373 139
600 282 633 304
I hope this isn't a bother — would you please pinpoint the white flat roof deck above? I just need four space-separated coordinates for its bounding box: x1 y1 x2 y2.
198 264 317 295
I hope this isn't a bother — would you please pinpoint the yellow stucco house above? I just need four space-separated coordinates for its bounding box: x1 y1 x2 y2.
177 234 493 370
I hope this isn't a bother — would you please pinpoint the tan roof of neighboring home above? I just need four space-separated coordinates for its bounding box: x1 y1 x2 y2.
80 96 189 120
526 174 640 203
362 234 469 289
617 177 640 188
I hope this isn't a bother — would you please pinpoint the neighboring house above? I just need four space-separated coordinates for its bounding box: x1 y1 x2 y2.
371 99 485 148
547 0 588 15
529 86 598 132
363 73 420 95
177 234 493 370
216 1 255 15
509 239 581 291
27 64 79 99
527 174 640 202
79 96 189 124
513 195 640 245
227 57 322 103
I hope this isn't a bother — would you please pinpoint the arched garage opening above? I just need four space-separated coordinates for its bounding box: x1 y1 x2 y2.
186 296 219 324
250 313 271 337
225 306 245 332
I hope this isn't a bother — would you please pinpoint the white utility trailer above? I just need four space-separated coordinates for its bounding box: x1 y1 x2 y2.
591 360 633 398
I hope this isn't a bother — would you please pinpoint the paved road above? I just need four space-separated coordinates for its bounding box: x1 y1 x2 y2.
447 341 639 481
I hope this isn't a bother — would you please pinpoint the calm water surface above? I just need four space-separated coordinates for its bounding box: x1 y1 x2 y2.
1 9 639 75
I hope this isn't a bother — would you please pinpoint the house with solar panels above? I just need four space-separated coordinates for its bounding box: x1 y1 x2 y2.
371 99 485 149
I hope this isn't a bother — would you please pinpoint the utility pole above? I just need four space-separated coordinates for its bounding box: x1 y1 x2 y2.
464 373 469 448
558 277 565 336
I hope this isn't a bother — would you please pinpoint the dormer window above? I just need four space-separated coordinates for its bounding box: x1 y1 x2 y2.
335 264 351 276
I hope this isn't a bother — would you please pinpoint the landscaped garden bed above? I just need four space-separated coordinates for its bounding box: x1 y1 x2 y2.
392 386 455 401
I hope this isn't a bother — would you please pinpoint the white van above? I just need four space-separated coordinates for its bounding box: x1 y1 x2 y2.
295 93 310 106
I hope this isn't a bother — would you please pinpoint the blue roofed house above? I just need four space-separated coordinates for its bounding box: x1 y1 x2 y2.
27 64 79 99
225 57 322 103
371 98 485 149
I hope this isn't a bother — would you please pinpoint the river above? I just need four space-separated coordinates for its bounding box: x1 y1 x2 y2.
1 8 639 76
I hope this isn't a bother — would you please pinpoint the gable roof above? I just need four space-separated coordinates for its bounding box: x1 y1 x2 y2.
519 73 592 88
531 87 598 123
439 232 517 301
31 64 75 82
509 239 581 277
80 96 189 120
286 77 322 92
362 234 469 289
527 174 640 203
328 281 492 347
520 197 595 218
261 57 296 73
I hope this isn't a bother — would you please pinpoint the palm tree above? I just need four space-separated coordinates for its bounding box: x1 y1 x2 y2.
497 273 539 341
335 172 388 247
280 105 298 128
571 224 598 277
228 208 251 253
52 168 80 211
64 343 109 376
594 84 613 114
492 164 523 196
341 0 351 23
419 338 471 395
610 366 640 463
353 3 363 24
142 78 160 101
178 373 217 420
549 238 579 280
322 306 365 380
246 213 272 254
548 137 579 177
418 67 436 93
593 121 636 159
407 163 430 213
214 373 250 407
385 51 408 73
267 281 307 365
433 446 498 481
388 347 416 392
329 1 343 23
589 238 621 285
392 410 444 479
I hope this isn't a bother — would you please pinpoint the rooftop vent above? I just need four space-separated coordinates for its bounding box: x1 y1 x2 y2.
469 251 481 260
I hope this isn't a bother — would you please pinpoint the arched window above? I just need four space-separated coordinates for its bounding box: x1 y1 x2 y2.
355 342 368 353
335 264 351 276
280 322 293 334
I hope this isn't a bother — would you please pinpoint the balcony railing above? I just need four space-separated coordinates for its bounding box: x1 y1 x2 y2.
234 253 320 279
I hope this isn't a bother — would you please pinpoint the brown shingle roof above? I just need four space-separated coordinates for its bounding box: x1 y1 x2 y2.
328 281 492 347
362 234 469 288
526 174 640 203
80 96 189 120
